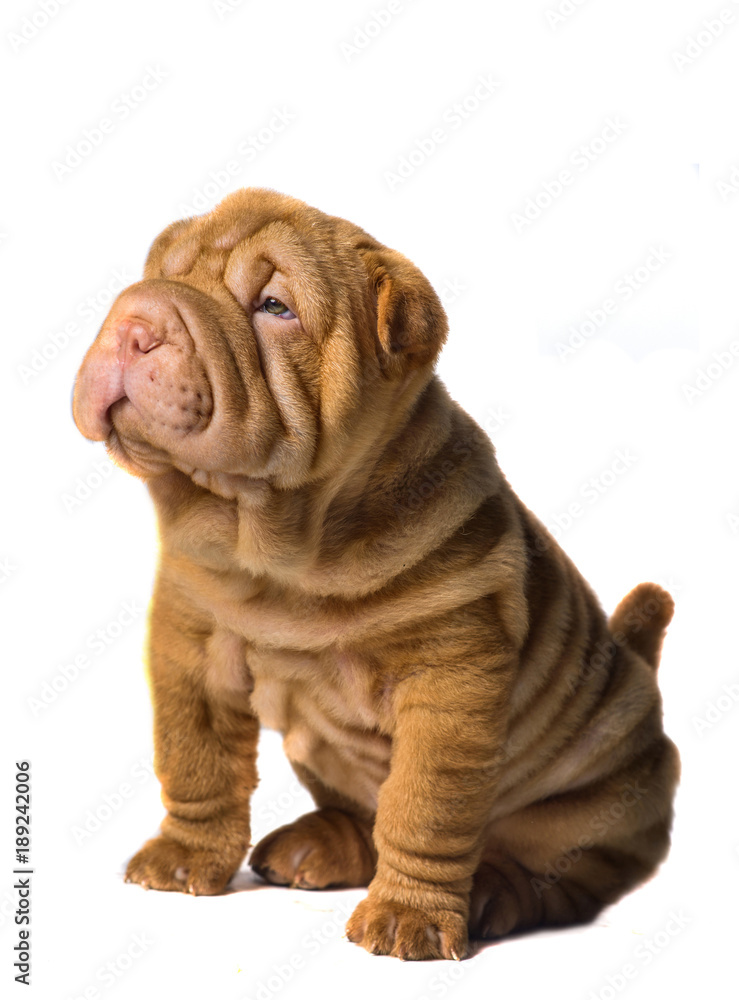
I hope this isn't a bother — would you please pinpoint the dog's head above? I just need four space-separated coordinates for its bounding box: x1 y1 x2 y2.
72 188 448 492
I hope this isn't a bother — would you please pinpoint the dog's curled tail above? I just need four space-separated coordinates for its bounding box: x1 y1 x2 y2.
609 582 675 671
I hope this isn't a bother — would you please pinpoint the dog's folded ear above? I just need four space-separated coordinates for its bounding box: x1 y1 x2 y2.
358 244 448 375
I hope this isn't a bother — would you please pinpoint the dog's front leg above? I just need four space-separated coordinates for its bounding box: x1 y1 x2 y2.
125 572 259 895
346 659 511 960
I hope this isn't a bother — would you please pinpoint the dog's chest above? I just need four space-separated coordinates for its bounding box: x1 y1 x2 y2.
207 633 392 812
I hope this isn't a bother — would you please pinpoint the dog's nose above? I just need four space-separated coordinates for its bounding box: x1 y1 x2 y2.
116 318 162 364
74 313 166 442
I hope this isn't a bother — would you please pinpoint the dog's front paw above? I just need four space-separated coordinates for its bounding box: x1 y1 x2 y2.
124 835 238 895
346 895 468 961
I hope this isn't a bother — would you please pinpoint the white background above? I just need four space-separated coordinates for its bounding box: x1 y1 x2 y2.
2 0 737 997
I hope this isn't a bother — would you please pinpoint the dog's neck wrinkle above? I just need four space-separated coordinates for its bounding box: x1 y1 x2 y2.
227 381 499 596
225 370 440 563
147 377 500 599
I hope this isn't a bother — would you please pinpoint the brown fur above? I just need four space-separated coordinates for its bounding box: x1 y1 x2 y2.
72 188 680 960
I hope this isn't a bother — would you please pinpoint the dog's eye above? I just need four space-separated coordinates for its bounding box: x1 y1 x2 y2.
260 297 296 319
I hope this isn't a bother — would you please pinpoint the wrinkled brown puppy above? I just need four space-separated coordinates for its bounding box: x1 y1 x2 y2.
73 188 679 961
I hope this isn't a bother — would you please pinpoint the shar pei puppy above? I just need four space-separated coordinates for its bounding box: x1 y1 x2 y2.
73 188 679 961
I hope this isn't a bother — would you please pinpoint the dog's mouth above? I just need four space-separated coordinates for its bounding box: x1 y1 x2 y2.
74 292 216 450
109 345 214 442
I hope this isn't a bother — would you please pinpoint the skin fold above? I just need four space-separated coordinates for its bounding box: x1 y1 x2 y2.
72 188 680 961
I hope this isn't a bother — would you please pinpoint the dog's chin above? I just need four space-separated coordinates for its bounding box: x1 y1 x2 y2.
105 425 174 480
107 397 216 479
106 424 263 500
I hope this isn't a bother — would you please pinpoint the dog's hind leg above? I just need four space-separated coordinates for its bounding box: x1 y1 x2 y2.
469 735 679 940
249 762 377 889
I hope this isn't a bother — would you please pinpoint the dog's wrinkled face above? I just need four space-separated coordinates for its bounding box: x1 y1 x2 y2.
73 188 447 492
